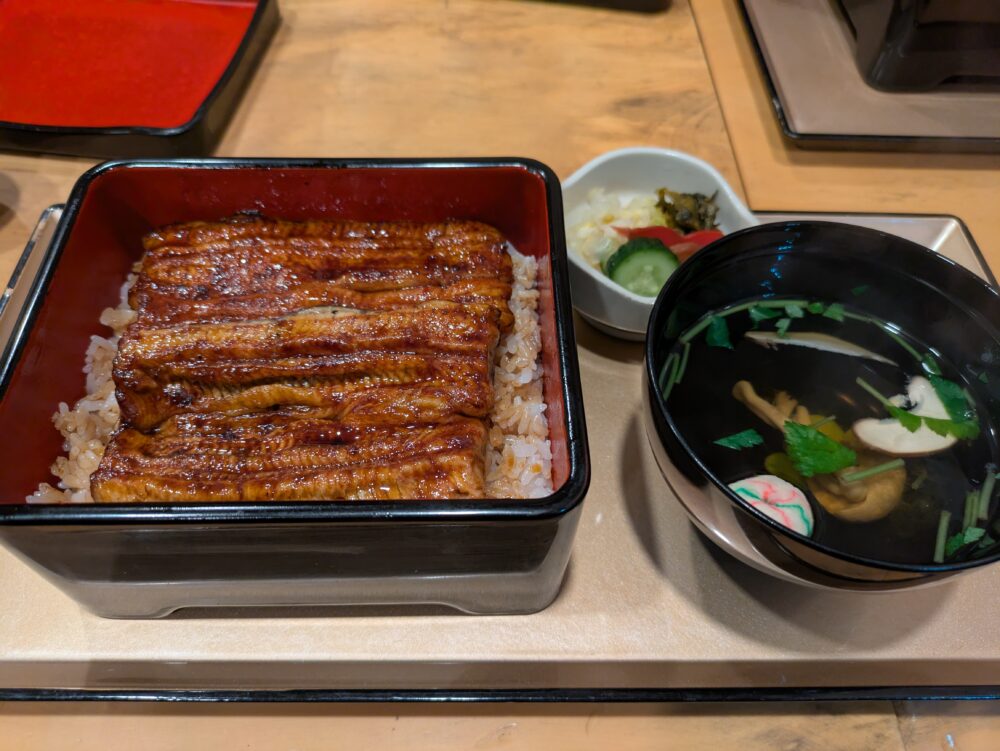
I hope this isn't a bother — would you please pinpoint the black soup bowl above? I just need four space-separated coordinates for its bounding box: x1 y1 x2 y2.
643 221 1000 590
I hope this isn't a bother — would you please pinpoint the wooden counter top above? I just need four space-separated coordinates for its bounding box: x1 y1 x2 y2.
0 0 741 265
0 0 998 747
690 0 1000 267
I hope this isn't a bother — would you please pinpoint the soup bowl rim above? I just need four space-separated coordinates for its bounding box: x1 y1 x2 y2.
644 219 1000 575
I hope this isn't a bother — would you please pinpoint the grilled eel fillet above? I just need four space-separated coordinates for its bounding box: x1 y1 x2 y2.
114 302 500 431
91 413 488 502
93 217 516 503
130 216 514 331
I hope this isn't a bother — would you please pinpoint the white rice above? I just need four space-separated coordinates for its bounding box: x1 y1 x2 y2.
27 248 552 503
485 246 553 499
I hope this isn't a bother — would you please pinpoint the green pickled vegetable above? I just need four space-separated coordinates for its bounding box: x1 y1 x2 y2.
655 188 719 233
602 238 679 297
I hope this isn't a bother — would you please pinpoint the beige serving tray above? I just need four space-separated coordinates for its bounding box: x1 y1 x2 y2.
1 209 998 692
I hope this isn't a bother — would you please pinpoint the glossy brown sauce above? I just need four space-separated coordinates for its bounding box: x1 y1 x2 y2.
91 216 514 502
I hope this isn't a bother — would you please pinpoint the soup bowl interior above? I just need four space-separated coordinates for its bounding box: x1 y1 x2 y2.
644 220 1000 588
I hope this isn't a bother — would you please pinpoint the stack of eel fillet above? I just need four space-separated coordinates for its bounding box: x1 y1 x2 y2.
91 215 514 502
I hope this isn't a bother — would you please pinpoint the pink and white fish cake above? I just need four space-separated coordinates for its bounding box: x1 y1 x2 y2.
728 474 814 537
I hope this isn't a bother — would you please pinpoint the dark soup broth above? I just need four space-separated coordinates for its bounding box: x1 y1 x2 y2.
661 297 999 566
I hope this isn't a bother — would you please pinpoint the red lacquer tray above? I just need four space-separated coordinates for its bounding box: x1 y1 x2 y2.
0 0 279 157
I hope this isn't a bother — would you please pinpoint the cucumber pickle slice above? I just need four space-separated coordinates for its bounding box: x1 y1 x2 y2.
602 238 679 297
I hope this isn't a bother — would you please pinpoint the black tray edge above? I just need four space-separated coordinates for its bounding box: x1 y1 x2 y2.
0 686 998 703
736 1 1000 154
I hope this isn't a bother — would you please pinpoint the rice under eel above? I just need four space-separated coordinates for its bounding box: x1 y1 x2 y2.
728 474 814 537
92 216 516 503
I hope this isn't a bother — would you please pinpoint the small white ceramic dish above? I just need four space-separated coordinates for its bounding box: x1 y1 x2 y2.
562 147 758 341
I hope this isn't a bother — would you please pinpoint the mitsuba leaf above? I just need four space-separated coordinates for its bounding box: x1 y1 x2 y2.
922 415 981 440
945 527 988 559
706 316 732 349
929 375 976 423
775 318 792 337
949 420 981 440
945 532 966 559
714 428 765 450
887 404 922 433
964 527 987 545
784 421 857 478
922 416 952 438
784 303 805 319
749 305 782 327
822 303 846 322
